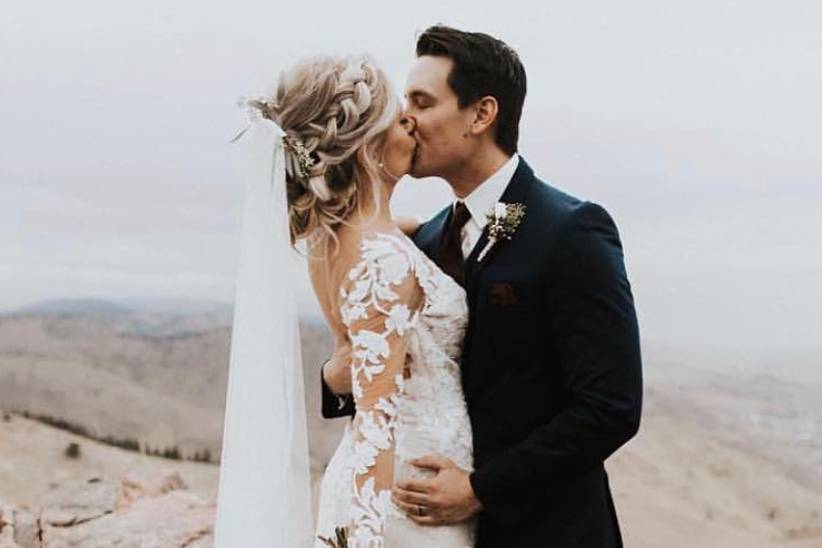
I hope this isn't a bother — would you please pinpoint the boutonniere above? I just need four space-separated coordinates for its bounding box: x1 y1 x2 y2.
477 202 526 261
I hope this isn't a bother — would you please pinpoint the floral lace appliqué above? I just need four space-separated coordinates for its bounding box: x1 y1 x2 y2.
339 234 423 547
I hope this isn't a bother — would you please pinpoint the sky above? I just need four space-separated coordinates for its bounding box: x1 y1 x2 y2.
2 0 820 355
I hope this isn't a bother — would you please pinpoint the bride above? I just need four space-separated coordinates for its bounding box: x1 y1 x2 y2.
215 54 475 547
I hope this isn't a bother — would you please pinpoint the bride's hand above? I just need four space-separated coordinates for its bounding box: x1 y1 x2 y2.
394 216 423 237
323 342 352 395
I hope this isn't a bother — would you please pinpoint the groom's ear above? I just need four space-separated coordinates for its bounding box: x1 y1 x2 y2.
469 96 499 137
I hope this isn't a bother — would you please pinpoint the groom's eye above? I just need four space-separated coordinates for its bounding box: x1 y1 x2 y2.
410 92 433 109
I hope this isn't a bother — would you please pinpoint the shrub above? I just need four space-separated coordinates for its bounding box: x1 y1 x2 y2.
65 442 81 459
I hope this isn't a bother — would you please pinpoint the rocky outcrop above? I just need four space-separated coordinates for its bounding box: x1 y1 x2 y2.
0 469 215 548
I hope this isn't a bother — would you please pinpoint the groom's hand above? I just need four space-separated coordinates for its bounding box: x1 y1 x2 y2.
322 343 352 395
391 456 483 525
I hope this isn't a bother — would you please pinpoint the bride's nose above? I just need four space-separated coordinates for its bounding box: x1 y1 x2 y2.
400 115 417 135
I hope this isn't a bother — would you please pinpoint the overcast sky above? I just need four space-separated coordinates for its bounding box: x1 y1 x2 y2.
2 1 820 355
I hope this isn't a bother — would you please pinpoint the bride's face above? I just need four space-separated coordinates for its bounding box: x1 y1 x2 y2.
379 107 417 181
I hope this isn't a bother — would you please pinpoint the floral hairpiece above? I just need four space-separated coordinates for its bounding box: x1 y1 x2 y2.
233 95 316 181
282 134 316 181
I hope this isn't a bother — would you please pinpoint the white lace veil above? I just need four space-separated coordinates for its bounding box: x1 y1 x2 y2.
214 108 313 547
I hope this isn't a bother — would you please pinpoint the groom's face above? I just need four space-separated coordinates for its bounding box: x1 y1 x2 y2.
404 56 476 179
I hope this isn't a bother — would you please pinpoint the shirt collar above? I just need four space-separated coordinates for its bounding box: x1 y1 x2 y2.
455 153 520 229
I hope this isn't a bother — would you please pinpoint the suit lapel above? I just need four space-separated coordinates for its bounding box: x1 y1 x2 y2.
412 205 451 262
465 157 535 290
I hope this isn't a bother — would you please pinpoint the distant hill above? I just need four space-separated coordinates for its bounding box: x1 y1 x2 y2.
1 297 820 547
118 297 233 316
5 297 237 337
3 389 821 547
11 298 134 317
0 299 339 466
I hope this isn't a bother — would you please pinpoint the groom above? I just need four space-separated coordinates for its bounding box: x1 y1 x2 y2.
321 25 642 547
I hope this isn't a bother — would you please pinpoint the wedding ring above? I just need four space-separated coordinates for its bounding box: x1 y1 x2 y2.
416 504 424 516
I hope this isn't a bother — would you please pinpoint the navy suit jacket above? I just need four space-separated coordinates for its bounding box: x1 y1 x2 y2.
322 157 642 547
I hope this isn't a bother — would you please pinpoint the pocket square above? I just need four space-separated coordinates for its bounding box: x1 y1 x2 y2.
488 281 521 307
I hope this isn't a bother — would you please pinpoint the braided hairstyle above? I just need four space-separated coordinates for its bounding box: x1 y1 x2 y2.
253 54 399 248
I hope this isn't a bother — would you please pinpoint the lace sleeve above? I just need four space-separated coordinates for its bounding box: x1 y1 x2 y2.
339 235 423 547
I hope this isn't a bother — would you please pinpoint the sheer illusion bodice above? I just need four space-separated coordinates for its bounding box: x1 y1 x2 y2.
314 232 475 548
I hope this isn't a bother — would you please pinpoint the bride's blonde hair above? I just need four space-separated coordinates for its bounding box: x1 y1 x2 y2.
250 54 399 251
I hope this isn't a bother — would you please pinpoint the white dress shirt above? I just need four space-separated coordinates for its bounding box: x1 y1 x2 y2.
453 153 520 258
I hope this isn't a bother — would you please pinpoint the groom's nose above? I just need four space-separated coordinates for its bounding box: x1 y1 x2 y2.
400 114 417 135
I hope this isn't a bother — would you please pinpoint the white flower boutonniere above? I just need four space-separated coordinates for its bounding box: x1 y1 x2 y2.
477 202 526 261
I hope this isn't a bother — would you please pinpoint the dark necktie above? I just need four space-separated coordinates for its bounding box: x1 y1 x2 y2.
438 201 472 287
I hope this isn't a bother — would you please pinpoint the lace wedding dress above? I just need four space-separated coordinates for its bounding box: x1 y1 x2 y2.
314 232 475 548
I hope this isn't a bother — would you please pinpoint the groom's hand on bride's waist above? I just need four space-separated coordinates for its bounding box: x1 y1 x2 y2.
391 456 483 525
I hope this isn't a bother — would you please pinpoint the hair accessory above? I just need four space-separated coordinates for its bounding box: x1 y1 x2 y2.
234 95 316 182
282 135 316 181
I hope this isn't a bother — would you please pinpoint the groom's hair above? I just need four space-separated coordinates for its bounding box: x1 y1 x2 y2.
416 25 527 155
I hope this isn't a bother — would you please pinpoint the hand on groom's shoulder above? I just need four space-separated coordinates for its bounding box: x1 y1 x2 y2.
394 215 424 238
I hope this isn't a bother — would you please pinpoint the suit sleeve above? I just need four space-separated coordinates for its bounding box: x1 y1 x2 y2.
469 201 643 518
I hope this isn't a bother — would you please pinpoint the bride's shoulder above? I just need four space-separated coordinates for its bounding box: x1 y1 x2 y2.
334 225 423 285
336 222 414 259
337 226 426 317
361 228 415 254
